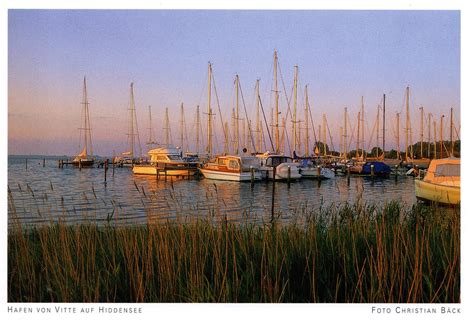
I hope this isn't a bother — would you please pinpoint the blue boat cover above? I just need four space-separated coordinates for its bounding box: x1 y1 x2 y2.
362 161 391 175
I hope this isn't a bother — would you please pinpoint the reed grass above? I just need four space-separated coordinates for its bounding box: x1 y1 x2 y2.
8 200 459 303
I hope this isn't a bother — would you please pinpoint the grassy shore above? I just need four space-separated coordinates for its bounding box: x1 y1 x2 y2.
8 201 459 303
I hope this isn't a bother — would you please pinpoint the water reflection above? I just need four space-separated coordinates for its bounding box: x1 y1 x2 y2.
8 157 419 226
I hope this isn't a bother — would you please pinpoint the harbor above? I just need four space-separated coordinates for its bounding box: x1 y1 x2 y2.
7 9 461 308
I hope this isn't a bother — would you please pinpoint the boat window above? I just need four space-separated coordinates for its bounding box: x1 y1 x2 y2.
218 158 226 166
154 155 167 162
167 155 182 161
228 159 240 170
435 164 460 177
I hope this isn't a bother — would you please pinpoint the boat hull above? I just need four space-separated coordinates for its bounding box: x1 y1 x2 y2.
132 165 197 177
71 159 94 167
300 167 335 179
415 179 460 205
199 168 262 182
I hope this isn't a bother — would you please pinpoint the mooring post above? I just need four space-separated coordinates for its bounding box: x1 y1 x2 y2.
104 159 108 186
370 164 375 178
43 158 45 167
395 165 399 181
79 159 82 170
346 164 350 185
287 165 291 187
25 159 27 170
164 165 167 182
251 166 255 188
271 166 276 224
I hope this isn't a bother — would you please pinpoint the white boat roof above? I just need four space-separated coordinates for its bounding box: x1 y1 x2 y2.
148 147 181 156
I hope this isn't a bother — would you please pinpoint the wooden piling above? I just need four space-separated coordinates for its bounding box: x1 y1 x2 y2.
25 159 27 170
287 165 291 187
251 167 255 188
346 165 350 185
43 158 45 167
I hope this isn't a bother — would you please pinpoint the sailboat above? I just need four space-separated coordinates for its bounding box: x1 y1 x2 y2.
114 82 143 167
404 86 430 169
72 77 94 167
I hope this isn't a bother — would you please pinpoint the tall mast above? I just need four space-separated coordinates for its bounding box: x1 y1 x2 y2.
450 107 454 156
146 105 156 147
433 119 437 159
419 106 424 159
232 109 237 154
127 82 142 158
247 120 252 151
256 79 261 152
356 111 360 159
196 105 200 154
318 125 322 155
344 107 348 160
180 103 185 150
376 105 380 157
428 113 432 159
224 121 229 154
235 74 240 154
304 85 309 156
80 76 93 156
339 126 343 157
361 96 365 160
207 62 212 156
440 114 444 159
405 86 410 161
292 65 298 155
396 112 401 160
382 94 386 156
323 114 327 156
164 107 170 146
274 50 280 153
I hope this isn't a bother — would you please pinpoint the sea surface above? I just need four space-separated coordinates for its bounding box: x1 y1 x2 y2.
7 156 418 227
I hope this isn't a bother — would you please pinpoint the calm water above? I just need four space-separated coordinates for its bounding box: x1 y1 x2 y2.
8 156 417 226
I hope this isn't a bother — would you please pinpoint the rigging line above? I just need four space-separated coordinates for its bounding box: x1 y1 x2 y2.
238 78 257 153
325 120 336 154
307 100 318 145
258 95 275 152
211 70 228 150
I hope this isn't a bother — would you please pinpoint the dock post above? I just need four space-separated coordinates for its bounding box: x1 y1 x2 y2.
317 165 321 180
395 165 399 181
287 165 291 187
251 167 255 188
43 158 45 167
346 165 350 185
271 166 276 224
58 160 61 168
104 159 108 186
112 159 115 176
79 159 82 170
25 159 27 170
370 164 375 178
164 166 167 182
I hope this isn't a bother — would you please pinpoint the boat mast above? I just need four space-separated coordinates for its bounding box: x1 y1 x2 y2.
433 119 437 159
292 65 298 155
180 103 185 150
256 79 261 152
224 121 229 154
428 113 432 159
318 125 322 155
339 126 343 157
405 86 410 161
164 107 170 147
356 111 360 159
382 94 386 157
344 107 348 160
80 76 93 156
361 96 365 160
440 114 444 159
450 107 454 156
396 112 401 160
196 105 200 154
376 105 380 158
419 106 424 159
127 82 142 158
232 108 237 154
207 62 213 156
235 74 240 154
323 114 327 156
304 85 309 156
146 105 157 147
274 50 280 153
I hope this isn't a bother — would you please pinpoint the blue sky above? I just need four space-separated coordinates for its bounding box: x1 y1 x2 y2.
8 10 460 155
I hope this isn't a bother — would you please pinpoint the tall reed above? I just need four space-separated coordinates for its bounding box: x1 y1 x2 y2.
8 201 460 303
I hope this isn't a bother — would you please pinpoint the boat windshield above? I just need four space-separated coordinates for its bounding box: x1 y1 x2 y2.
266 156 291 167
241 157 259 168
435 164 460 177
167 155 183 161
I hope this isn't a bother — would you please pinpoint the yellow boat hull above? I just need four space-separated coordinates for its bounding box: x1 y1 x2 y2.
415 179 460 205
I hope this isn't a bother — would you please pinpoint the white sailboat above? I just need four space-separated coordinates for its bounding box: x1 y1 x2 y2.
72 77 94 167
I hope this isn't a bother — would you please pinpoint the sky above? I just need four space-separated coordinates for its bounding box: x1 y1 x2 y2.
8 9 460 156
